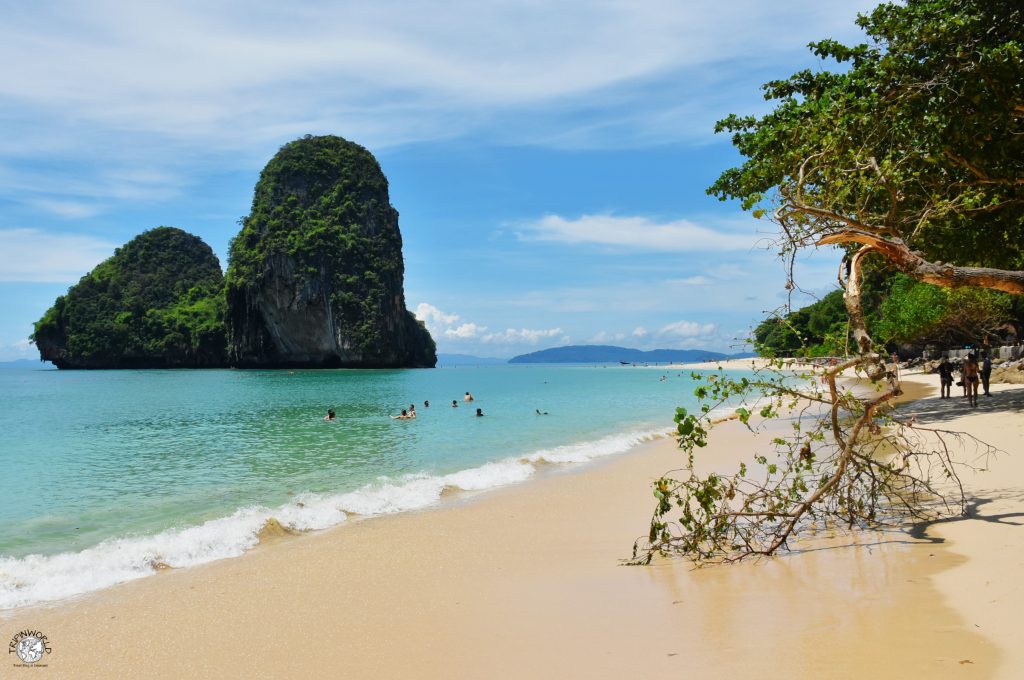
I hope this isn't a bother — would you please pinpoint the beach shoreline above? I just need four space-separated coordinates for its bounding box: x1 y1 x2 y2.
3 373 1021 678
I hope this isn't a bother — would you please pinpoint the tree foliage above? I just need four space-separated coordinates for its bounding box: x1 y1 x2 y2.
710 0 1024 291
754 289 848 356
756 271 1022 355
637 0 1024 564
875 274 1014 347
32 227 227 368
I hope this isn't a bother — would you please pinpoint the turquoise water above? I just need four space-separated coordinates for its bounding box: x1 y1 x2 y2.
0 364 733 608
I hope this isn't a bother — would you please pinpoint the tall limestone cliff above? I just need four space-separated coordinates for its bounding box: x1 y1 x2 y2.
33 227 227 369
225 135 436 368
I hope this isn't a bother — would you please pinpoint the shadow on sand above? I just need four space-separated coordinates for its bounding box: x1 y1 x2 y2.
906 494 1024 540
895 382 1024 425
774 384 1024 557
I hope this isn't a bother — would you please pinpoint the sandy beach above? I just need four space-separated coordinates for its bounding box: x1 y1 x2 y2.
3 372 1022 679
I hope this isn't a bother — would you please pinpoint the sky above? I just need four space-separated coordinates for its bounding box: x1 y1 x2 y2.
0 0 880 361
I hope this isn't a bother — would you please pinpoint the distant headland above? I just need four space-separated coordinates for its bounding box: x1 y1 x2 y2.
509 345 755 364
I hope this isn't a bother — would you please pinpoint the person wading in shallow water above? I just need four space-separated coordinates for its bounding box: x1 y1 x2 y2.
324 409 336 421
962 353 981 407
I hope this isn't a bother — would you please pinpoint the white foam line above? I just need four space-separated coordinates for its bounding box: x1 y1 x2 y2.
0 427 668 610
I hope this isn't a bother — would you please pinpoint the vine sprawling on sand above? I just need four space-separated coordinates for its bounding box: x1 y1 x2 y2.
633 0 1022 563
632 360 996 564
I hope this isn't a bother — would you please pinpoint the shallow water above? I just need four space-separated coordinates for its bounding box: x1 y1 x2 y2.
0 363 743 608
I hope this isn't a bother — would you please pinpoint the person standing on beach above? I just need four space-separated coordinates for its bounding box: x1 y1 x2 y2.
981 353 993 396
937 359 954 399
962 353 980 407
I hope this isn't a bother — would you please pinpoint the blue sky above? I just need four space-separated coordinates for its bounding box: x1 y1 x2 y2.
0 0 878 360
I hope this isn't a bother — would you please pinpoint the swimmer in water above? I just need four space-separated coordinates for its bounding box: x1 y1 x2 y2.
464 391 474 402
424 400 430 408
391 409 415 420
536 409 549 415
324 409 336 421
451 400 458 408
475 408 484 417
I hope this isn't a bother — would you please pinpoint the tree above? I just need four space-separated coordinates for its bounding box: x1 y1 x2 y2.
874 275 1014 348
754 288 849 356
633 0 1021 563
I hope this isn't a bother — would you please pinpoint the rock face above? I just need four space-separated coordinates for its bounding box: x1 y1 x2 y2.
33 227 227 369
225 135 436 368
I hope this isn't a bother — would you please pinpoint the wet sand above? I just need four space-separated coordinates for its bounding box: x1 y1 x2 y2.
2 374 1020 679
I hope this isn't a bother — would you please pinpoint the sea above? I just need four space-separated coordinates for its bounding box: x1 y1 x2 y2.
0 363 745 610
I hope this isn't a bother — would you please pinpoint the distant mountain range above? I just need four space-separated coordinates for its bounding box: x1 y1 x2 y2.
0 359 54 369
508 345 756 364
436 353 508 366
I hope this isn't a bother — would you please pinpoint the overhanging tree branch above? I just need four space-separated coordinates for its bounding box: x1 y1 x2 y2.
818 230 1024 295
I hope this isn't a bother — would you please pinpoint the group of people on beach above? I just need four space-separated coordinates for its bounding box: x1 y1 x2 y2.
936 352 993 407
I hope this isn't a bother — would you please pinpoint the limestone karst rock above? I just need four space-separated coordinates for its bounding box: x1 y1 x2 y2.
225 135 436 367
33 227 227 369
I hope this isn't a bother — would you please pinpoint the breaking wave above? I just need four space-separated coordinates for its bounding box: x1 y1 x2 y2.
0 428 667 610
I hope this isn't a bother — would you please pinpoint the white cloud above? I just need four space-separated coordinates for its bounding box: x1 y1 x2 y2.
444 323 486 339
412 301 569 354
414 302 461 331
0 1 878 159
659 320 718 339
632 327 648 338
27 199 102 219
667 275 711 285
516 214 755 252
0 0 881 224
0 228 116 283
0 339 39 362
591 330 626 344
482 327 564 345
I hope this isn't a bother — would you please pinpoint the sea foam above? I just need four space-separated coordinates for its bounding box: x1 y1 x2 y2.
0 428 666 610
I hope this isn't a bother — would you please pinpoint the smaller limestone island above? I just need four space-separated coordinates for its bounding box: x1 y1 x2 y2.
33 135 436 369
33 227 227 369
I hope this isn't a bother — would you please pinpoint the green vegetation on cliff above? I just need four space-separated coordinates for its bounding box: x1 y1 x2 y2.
226 134 435 367
32 135 435 370
32 227 226 368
